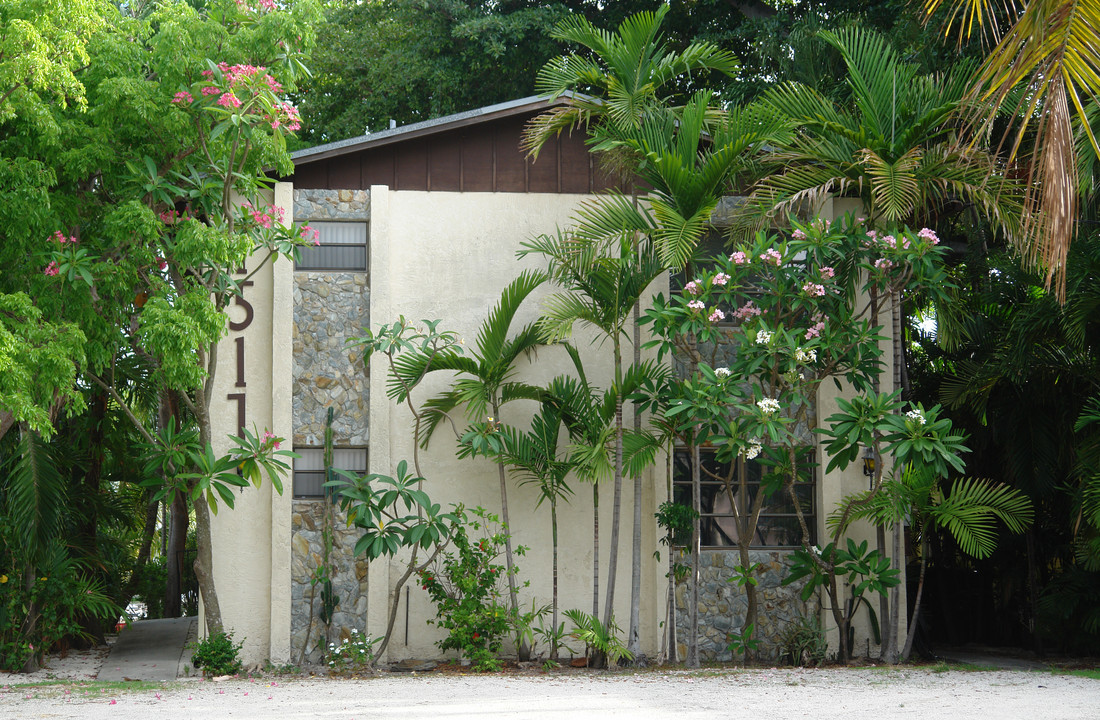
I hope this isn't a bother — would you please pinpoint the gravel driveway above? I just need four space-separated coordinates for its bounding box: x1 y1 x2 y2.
6 667 1098 720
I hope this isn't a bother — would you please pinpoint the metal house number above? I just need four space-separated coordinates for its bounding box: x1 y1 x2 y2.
226 277 254 435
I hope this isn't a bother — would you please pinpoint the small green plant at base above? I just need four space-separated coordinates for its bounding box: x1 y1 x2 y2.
563 609 633 667
779 614 827 666
327 629 381 675
189 630 243 677
726 623 759 660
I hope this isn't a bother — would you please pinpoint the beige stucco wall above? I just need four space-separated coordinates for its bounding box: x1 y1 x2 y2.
367 188 667 661
815 195 908 656
207 182 295 666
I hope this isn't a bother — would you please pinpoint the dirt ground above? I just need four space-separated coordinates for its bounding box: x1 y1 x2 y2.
3 648 1098 720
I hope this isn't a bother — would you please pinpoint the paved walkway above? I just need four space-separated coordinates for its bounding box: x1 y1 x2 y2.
97 617 196 682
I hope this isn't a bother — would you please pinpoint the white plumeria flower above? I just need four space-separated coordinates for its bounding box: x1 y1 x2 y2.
795 348 817 364
739 438 763 460
757 398 780 414
906 409 926 425
715 367 732 378
756 329 773 345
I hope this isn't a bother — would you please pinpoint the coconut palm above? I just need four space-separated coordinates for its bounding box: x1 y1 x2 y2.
739 27 1022 237
923 0 1100 298
391 269 546 659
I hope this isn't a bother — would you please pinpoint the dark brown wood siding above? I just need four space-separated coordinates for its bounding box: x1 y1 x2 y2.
286 113 614 194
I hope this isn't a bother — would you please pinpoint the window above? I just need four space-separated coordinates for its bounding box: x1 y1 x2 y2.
672 448 814 548
292 447 368 498
295 221 367 271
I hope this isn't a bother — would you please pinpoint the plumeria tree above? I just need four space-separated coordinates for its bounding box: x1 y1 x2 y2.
640 216 956 661
26 0 322 635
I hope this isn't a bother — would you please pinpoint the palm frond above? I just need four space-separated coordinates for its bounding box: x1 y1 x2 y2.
931 476 1033 558
3 431 67 563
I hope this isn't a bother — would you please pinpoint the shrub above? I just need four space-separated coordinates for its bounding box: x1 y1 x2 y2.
419 509 514 671
779 614 827 666
327 629 380 675
190 630 243 676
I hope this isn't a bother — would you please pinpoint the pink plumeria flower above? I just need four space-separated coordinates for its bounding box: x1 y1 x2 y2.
684 280 701 295
820 266 835 280
804 321 825 340
918 227 940 245
44 261 60 276
733 301 762 320
172 90 194 104
712 272 730 286
687 300 705 311
708 308 725 322
729 250 749 265
791 228 807 240
759 248 783 266
802 282 826 297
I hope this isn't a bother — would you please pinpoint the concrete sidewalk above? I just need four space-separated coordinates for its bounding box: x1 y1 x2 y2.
97 617 197 682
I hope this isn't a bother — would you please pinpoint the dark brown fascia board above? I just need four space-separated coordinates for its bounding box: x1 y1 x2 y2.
291 95 577 168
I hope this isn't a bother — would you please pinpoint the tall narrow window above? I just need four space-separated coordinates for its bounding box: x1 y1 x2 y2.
292 447 368 498
295 221 367 271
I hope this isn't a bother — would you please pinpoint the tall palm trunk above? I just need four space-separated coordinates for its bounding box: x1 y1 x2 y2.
602 337 624 633
493 400 530 660
687 443 701 667
550 498 560 660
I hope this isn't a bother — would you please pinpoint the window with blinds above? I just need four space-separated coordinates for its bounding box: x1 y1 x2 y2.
292 447 368 498
295 221 368 271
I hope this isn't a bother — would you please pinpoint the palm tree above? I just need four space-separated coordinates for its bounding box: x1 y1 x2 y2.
519 214 666 646
392 270 546 658
498 382 576 660
839 465 1033 659
740 27 1022 236
524 5 739 660
923 0 1100 299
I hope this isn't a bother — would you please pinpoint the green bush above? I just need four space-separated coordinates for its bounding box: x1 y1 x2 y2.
190 630 243 676
418 509 514 671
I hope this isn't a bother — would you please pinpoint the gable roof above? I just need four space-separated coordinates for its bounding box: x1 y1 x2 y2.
291 95 571 167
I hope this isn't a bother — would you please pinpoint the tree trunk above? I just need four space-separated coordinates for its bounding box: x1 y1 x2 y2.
164 493 188 617
602 338 624 634
628 299 643 661
901 533 928 660
550 499 559 661
192 493 223 634
687 444 701 667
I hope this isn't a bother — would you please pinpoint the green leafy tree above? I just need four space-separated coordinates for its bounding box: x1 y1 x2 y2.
2 0 323 636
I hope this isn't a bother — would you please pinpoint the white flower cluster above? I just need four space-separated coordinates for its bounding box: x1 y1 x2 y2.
715 367 732 378
757 398 780 414
756 330 773 345
740 438 763 460
906 409 926 425
795 348 817 364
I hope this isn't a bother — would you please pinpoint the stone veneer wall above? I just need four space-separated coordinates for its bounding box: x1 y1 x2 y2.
290 501 370 663
292 273 369 446
290 188 371 663
674 549 820 663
